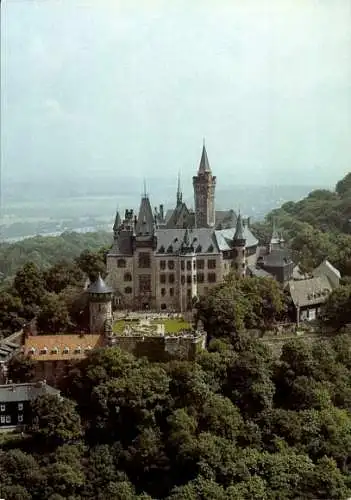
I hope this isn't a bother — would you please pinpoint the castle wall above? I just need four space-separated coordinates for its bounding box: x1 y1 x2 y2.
89 301 112 334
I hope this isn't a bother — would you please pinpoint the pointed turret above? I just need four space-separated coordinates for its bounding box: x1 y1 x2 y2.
135 194 154 236
233 212 245 244
198 143 212 174
176 172 183 206
88 274 113 334
113 210 121 235
269 217 281 252
232 213 247 277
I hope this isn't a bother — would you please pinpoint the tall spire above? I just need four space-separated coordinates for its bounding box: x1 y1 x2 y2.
198 142 211 174
143 179 147 198
176 171 182 206
233 211 245 243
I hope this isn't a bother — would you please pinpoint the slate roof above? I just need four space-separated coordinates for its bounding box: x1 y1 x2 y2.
88 275 114 294
156 228 220 255
24 334 104 361
215 226 258 250
287 275 333 308
135 196 154 235
113 211 121 233
0 382 59 403
198 144 211 173
313 259 341 279
233 213 245 241
262 249 294 267
247 265 273 278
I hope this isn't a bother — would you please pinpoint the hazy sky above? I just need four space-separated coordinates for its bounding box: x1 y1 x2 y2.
1 0 350 188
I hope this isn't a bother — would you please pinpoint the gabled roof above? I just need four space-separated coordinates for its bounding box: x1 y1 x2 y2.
135 196 154 235
108 230 134 256
287 275 332 308
198 144 211 174
155 228 220 255
313 259 341 279
88 275 114 294
215 226 258 250
215 210 237 229
0 382 59 403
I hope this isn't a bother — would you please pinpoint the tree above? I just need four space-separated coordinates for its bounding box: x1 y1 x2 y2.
321 285 351 330
13 262 46 307
36 292 73 333
7 354 35 383
43 261 83 294
0 290 25 336
75 249 106 282
30 394 82 447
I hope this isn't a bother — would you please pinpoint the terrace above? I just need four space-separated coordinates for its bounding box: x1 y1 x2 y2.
112 313 192 337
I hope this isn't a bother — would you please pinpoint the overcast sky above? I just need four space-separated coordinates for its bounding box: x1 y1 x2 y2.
1 0 350 188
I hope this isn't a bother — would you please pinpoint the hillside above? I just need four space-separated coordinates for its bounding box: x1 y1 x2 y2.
252 172 351 276
0 231 112 280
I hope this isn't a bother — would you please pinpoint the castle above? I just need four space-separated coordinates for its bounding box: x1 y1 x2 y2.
105 143 294 311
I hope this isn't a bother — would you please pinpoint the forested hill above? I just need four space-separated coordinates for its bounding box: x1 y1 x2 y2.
252 172 351 276
0 231 112 280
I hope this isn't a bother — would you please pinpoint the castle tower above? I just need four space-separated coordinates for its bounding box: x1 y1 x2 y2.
269 217 280 253
88 274 113 334
193 143 216 228
232 213 247 277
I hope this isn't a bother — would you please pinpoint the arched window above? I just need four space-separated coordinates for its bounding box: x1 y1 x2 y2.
124 286 132 294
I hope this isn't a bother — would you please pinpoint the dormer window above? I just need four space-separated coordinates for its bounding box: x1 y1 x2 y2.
207 244 214 252
85 346 92 353
167 245 173 253
29 347 36 355
75 346 82 354
51 347 58 354
63 347 70 354
40 347 48 355
159 245 165 254
196 244 202 253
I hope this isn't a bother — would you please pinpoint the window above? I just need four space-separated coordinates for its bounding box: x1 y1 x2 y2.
63 347 70 354
18 415 23 423
181 275 185 285
18 403 23 411
5 415 11 424
187 261 192 271
139 275 151 293
169 274 175 284
168 260 175 270
169 288 174 297
117 259 126 268
160 260 166 270
124 272 132 281
181 261 185 271
187 275 192 284
197 273 204 283
187 289 192 297
124 286 132 294
160 274 166 284
40 347 48 355
197 259 204 270
139 252 151 268
0 405 5 412
161 303 167 310
75 346 82 354
208 259 216 269
0 416 5 424
208 273 216 283
161 288 166 296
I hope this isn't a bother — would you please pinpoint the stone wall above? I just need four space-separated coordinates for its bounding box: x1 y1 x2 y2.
108 331 206 361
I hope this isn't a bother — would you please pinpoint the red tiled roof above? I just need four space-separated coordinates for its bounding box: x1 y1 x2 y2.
24 334 104 361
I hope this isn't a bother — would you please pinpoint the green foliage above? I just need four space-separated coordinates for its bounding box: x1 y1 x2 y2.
0 231 112 279
7 355 35 383
321 284 351 330
196 274 287 339
30 394 82 447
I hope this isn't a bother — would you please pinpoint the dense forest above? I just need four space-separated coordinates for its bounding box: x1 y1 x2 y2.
252 172 351 277
2 334 351 499
0 231 112 281
1 173 351 499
